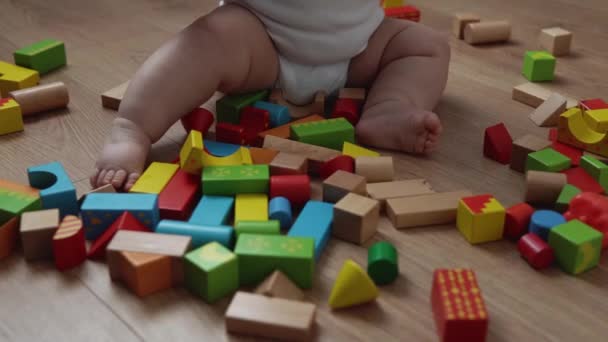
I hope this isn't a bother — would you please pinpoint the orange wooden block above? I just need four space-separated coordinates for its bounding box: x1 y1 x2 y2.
258 114 324 141
255 270 305 301
249 147 279 165
0 216 19 260
119 251 173 297
52 215 87 271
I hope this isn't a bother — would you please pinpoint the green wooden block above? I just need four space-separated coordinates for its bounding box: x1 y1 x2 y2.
580 155 608 192
184 242 238 303
522 51 556 82
234 234 315 288
526 148 571 172
235 220 280 238
202 165 269 195
13 39 66 75
216 90 269 124
0 180 42 225
290 117 355 150
548 220 602 275
555 184 581 213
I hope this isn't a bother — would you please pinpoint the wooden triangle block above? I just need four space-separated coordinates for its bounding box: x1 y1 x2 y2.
483 123 513 164
328 259 378 309
255 270 304 301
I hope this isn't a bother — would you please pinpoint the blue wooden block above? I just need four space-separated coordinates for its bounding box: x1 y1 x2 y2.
203 139 242 157
27 161 78 217
253 101 291 127
156 220 233 248
287 200 333 260
189 195 234 226
529 210 566 241
81 193 159 240
269 196 293 229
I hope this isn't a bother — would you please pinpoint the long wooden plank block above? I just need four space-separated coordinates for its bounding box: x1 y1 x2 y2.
386 190 472 229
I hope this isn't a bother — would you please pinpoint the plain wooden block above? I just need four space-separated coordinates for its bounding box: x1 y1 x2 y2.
269 88 325 119
255 270 305 301
463 20 511 44
333 193 380 245
452 13 481 39
270 152 308 175
525 171 567 206
539 27 573 56
512 83 578 109
8 81 69 116
386 191 473 229
338 88 366 101
225 291 316 341
355 156 394 183
101 81 129 110
119 250 173 297
529 93 567 127
20 208 60 261
322 170 367 203
366 179 435 208
263 135 341 173
510 135 552 173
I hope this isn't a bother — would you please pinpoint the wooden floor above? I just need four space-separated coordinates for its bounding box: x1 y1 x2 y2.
1 0 608 341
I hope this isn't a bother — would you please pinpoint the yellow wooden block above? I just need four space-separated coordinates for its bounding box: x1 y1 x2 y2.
235 193 268 224
328 259 378 309
129 162 179 194
0 61 39 97
0 98 24 135
201 148 243 167
383 0 404 8
179 130 204 174
342 141 380 158
456 194 505 244
240 147 253 165
557 107 608 158
584 109 608 133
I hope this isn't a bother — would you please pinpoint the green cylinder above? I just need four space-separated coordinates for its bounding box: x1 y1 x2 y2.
367 241 398 285
235 220 281 238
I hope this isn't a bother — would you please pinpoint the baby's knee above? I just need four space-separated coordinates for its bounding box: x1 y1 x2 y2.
420 28 451 61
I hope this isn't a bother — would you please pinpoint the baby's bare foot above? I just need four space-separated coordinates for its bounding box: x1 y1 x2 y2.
356 99 442 154
91 118 151 191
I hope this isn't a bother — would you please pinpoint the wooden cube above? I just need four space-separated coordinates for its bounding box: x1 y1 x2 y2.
522 51 556 82
184 242 239 303
452 13 481 39
322 170 366 203
526 148 571 172
20 209 59 261
539 27 572 57
355 156 394 183
0 98 23 136
270 152 308 175
510 135 552 173
549 220 602 274
255 270 304 301
333 193 380 245
119 251 173 297
457 194 506 244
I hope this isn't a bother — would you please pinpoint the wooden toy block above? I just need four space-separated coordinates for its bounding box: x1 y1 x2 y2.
529 93 566 127
287 200 333 259
181 107 214 134
556 184 581 213
27 161 78 217
0 60 39 97
386 190 473 229
523 51 556 82
107 230 191 285
367 241 398 285
269 196 293 229
539 27 573 57
234 234 315 288
584 151 608 164
342 141 379 158
156 220 233 248
550 139 582 166
269 89 325 119
483 123 513 164
525 171 567 206
100 81 129 110
201 146 248 167
549 220 602 275
338 88 366 101
518 233 555 269
255 270 304 301
225 292 316 341
258 114 324 141
239 146 252 165
319 155 355 180
564 192 608 249
263 135 341 172
0 217 19 260
563 167 604 193
0 98 24 135
253 101 291 127
584 109 608 132
240 106 270 145
204 139 242 156
510 134 552 172
189 195 234 226
333 193 379 245
129 162 179 194
118 250 173 297
331 98 361 125
431 269 488 342
557 107 608 158
52 215 86 271
504 203 535 240
202 165 269 195
526 148 571 172
366 179 435 209
290 117 355 150
216 89 269 124
328 259 378 309
14 39 66 74
184 242 238 303
270 174 311 207
158 169 200 221
235 193 268 224
216 125 246 147
355 156 394 183
385 5 421 22
512 82 577 108
580 98 608 112
464 20 511 45
78 183 115 206
322 170 366 203
235 220 280 237
81 193 159 240
452 13 481 39
249 147 279 165
529 210 566 241
270 152 308 175
0 179 41 224
20 209 59 261
457 194 506 244
580 155 608 191
383 0 404 7
9 81 68 116
87 211 150 260
179 130 204 174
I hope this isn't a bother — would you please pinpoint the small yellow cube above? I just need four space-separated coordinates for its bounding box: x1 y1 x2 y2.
457 194 505 244
235 193 268 224
0 98 24 136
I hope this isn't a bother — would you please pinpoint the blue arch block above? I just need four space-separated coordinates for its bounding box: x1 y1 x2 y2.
269 196 293 229
156 220 233 248
529 210 566 241
27 161 78 217
254 101 291 127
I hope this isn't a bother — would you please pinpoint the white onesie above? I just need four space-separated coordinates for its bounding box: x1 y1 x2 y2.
224 0 384 105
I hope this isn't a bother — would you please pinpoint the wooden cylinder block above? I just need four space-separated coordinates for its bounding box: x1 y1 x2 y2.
525 171 567 206
464 21 511 45
9 81 69 116
355 156 394 183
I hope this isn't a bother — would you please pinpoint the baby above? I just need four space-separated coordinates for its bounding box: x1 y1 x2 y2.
92 0 450 190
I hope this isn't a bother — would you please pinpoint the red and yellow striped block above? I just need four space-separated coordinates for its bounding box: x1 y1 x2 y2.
431 269 488 342
52 215 87 271
457 194 505 244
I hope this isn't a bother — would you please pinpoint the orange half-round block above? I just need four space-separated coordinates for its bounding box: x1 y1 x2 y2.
557 108 608 158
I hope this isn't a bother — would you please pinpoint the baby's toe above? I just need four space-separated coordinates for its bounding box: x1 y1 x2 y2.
124 173 141 192
111 170 128 190
424 113 442 136
96 169 109 188
90 168 101 188
102 170 116 186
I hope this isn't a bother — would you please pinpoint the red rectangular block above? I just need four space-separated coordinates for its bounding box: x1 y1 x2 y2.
562 167 604 194
241 106 270 146
580 99 608 111
216 122 245 145
159 169 201 220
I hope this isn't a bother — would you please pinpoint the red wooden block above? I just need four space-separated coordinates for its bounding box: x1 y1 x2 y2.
503 203 534 240
483 123 512 164
53 215 87 271
385 5 421 22
552 141 582 166
431 269 488 342
331 98 361 126
158 169 201 221
565 192 608 249
518 233 555 269
319 155 355 180
216 122 245 145
580 98 608 111
548 128 558 142
562 167 604 194
270 175 311 207
181 108 214 135
87 212 151 260
241 106 270 146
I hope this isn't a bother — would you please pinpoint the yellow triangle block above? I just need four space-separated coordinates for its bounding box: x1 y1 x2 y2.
328 259 378 309
342 141 380 158
179 130 204 174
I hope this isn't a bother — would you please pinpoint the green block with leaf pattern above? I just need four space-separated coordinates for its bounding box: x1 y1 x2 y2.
202 165 269 195
548 220 602 275
184 242 238 303
290 117 355 150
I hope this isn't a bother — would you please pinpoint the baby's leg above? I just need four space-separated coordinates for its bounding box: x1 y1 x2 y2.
93 4 279 190
348 18 450 153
